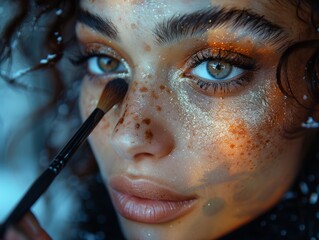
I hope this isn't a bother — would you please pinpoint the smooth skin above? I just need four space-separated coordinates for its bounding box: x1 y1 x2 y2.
76 0 318 239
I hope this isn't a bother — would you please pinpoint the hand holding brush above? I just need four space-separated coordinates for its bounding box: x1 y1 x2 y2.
0 78 128 238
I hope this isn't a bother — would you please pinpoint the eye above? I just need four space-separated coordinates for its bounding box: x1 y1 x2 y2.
184 49 257 96
87 56 127 75
191 60 245 82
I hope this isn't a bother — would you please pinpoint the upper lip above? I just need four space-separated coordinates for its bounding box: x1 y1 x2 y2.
109 176 196 201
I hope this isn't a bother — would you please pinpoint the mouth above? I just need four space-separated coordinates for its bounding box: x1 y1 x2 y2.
109 176 197 224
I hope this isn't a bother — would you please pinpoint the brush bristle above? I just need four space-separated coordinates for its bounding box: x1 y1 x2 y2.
97 78 128 112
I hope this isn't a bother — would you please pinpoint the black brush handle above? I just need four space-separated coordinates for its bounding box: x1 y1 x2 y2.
0 108 105 237
49 108 104 174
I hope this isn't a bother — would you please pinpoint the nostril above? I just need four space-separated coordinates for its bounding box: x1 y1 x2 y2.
133 152 155 161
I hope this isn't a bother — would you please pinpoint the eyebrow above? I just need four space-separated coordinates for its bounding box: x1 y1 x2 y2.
77 7 286 46
153 7 286 45
77 9 118 40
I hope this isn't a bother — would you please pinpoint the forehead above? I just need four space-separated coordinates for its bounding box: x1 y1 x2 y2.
79 0 297 27
80 0 278 15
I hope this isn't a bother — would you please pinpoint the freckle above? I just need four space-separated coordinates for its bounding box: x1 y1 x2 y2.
143 43 151 52
156 105 162 111
132 82 138 91
133 115 139 121
124 95 130 102
101 121 110 130
151 90 159 99
228 123 247 136
131 23 137 29
119 117 124 124
230 144 235 149
160 85 165 90
135 123 140 129
142 118 151 125
144 129 153 142
140 87 148 92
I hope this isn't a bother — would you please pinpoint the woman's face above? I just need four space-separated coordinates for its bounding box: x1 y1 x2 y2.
77 0 314 239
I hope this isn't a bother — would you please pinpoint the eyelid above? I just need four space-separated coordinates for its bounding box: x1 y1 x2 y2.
87 56 127 75
70 43 131 86
184 48 257 71
71 43 121 65
75 43 129 67
180 47 258 97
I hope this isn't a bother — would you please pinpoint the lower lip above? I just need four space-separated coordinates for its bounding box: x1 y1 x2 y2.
110 189 196 224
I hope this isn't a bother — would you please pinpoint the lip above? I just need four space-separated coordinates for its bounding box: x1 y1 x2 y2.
109 176 197 224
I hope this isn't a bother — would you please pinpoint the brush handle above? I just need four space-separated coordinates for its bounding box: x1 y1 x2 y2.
0 108 105 237
49 108 104 174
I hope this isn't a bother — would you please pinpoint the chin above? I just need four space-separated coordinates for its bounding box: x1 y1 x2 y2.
115 206 253 240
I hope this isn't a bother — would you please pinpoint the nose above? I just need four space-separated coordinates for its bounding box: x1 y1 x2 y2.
111 83 175 161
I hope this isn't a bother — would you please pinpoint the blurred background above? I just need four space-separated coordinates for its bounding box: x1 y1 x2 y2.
0 1 81 239
0 2 124 239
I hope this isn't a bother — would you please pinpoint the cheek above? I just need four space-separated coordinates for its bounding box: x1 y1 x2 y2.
177 76 304 211
79 77 115 156
187 115 303 222
220 121 276 172
80 77 99 118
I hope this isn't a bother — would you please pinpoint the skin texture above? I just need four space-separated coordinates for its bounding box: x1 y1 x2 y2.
76 0 316 239
4 212 51 240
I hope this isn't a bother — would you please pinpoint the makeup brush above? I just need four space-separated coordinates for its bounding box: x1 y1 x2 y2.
0 78 128 237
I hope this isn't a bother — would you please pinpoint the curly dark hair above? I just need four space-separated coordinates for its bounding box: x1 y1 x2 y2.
276 0 319 106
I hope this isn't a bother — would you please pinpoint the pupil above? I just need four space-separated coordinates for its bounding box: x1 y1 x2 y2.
207 60 232 79
98 57 118 72
214 62 223 71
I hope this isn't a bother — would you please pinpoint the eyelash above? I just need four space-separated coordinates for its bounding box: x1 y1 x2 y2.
70 49 127 81
71 50 103 66
71 47 257 96
183 49 258 95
